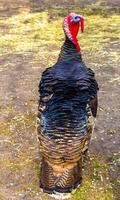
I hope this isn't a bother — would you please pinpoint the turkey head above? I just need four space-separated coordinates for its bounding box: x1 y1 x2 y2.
63 13 84 51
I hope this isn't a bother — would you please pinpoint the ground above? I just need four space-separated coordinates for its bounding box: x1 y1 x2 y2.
0 1 120 200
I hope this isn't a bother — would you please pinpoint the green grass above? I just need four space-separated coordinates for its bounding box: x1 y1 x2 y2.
72 156 114 200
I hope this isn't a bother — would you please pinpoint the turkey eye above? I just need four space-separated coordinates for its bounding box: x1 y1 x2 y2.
73 16 80 22
75 16 78 19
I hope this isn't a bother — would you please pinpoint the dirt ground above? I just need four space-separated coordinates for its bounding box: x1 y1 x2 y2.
0 1 120 200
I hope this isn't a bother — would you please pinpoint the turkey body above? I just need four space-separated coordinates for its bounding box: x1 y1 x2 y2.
38 52 98 195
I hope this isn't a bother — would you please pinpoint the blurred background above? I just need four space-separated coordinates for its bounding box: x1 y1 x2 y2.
0 1 120 200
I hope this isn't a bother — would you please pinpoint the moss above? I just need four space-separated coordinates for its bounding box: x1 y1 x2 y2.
72 178 114 200
107 154 119 165
72 156 114 200
92 159 108 170
34 160 40 177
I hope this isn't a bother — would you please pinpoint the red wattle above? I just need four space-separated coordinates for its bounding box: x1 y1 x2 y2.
80 16 84 32
63 13 83 52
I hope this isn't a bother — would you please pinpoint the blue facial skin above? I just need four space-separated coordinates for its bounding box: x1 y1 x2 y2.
72 15 81 23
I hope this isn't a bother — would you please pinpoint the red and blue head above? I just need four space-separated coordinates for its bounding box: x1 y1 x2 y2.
63 13 84 52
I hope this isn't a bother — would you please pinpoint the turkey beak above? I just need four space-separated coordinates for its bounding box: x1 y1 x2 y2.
79 16 84 33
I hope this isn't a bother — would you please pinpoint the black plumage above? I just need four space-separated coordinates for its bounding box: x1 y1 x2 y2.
37 13 99 197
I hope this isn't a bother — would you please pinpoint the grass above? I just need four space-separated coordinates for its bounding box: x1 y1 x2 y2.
72 156 114 200
0 8 119 67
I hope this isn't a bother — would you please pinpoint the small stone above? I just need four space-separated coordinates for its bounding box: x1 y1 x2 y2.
18 193 23 196
10 183 14 186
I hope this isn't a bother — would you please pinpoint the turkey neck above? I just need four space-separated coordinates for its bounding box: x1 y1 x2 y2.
57 36 82 62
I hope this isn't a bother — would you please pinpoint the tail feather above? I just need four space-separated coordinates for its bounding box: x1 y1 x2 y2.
40 157 82 194
40 158 56 192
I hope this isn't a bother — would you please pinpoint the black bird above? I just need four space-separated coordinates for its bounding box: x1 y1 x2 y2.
38 12 99 198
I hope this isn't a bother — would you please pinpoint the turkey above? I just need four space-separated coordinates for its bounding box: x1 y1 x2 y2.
38 12 99 198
